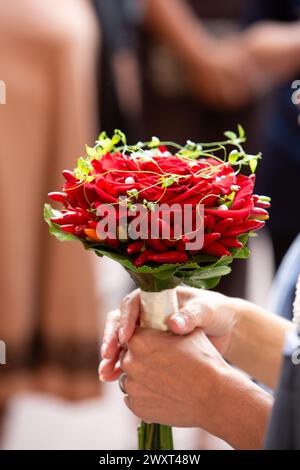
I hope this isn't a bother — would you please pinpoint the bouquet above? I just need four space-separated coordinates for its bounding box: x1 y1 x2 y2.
44 126 270 450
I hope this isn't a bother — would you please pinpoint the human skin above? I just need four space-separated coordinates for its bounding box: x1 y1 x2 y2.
119 327 273 449
100 287 293 388
99 287 294 448
144 0 300 108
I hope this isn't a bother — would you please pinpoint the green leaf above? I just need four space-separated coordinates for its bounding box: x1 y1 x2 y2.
85 145 99 159
148 136 160 148
114 129 127 146
238 124 245 139
228 150 240 164
177 265 232 281
43 204 77 242
111 135 121 146
74 157 93 181
224 131 237 141
92 246 186 275
232 246 250 259
127 189 139 200
238 233 249 246
184 276 222 289
249 159 258 173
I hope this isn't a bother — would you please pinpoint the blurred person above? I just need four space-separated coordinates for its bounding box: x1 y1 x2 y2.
0 0 102 434
139 0 300 277
138 0 262 300
244 1 300 267
92 0 144 142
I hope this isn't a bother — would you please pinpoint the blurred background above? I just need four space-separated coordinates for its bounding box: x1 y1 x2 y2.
0 0 299 449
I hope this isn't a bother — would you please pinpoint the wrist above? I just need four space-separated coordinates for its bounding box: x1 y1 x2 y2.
206 365 273 449
224 297 249 362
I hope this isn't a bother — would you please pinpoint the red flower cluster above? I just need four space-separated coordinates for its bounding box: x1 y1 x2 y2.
49 147 269 266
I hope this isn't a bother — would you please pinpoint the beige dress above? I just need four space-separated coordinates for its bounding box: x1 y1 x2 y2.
0 0 102 408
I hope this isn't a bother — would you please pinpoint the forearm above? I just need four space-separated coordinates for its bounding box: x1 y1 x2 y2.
243 21 300 81
144 0 211 66
214 367 273 449
226 298 294 389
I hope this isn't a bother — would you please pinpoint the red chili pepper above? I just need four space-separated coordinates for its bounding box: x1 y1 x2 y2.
74 225 86 237
250 207 269 220
182 235 191 243
220 237 243 248
176 240 186 252
205 197 253 219
62 170 77 183
95 186 118 203
88 220 98 229
206 214 215 230
60 224 76 234
48 191 69 208
127 241 144 255
133 250 154 267
150 217 172 239
203 242 230 257
148 239 168 253
168 181 209 204
254 200 271 209
164 239 177 247
213 218 233 234
223 220 265 237
106 238 119 249
51 211 89 226
230 198 245 210
84 228 101 242
253 195 271 209
203 232 221 247
147 252 188 264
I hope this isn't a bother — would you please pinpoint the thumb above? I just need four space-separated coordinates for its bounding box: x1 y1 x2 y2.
167 307 204 335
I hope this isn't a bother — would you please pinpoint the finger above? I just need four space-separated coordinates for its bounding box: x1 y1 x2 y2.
99 347 121 382
124 394 162 424
119 289 141 345
167 305 205 335
100 363 122 382
101 309 121 359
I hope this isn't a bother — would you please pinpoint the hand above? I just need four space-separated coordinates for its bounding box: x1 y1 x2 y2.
120 328 272 448
120 328 230 428
184 36 262 109
99 286 237 382
243 22 300 82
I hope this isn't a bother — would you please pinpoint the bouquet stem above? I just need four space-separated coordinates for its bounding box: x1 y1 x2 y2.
138 422 174 450
136 286 179 450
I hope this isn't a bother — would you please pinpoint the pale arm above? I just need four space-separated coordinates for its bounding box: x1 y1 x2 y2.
242 22 300 82
226 298 295 389
145 0 300 90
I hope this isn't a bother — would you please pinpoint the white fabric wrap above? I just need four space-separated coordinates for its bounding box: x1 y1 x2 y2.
140 288 179 331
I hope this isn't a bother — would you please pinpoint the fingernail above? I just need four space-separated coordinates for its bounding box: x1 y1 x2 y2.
101 342 108 358
172 315 186 330
98 358 108 374
98 361 104 375
118 326 126 344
